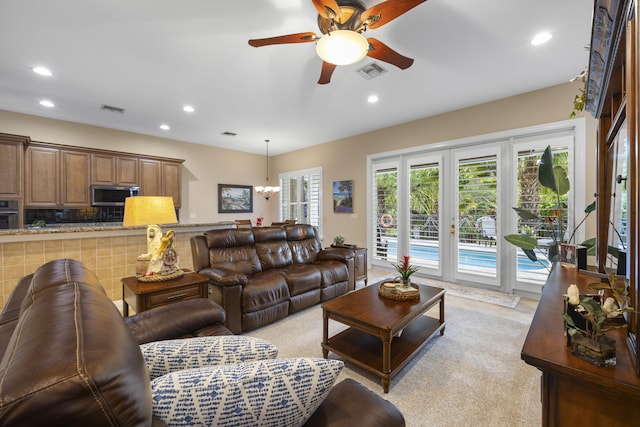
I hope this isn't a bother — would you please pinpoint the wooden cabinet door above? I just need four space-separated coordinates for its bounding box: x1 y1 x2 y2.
0 135 25 198
161 161 182 208
91 153 116 185
61 150 90 207
116 156 138 186
25 146 59 207
139 159 161 196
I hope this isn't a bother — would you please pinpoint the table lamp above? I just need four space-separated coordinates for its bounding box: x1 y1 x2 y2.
123 196 182 281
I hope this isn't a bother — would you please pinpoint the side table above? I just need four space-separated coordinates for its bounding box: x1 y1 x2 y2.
121 270 208 316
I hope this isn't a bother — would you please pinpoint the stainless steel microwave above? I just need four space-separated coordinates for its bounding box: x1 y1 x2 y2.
91 185 139 207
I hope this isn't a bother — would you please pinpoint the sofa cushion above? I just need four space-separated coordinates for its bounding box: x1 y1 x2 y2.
279 264 322 296
140 336 279 379
206 229 262 276
151 358 344 427
286 225 322 264
243 271 290 313
254 227 293 269
313 260 349 286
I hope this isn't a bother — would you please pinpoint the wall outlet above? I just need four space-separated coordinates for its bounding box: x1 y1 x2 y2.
190 213 196 219
350 213 357 219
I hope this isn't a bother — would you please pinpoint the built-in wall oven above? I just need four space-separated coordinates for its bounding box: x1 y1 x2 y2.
0 200 19 229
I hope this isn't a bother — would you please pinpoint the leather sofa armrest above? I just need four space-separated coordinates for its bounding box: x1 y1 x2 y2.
303 378 405 427
125 298 230 344
317 247 354 262
198 267 248 286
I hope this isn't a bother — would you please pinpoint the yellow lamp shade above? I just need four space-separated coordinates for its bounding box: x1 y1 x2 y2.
123 196 177 227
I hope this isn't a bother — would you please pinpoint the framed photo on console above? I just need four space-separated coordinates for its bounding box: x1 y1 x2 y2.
218 184 253 213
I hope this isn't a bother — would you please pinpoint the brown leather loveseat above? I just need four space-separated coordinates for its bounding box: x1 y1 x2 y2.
191 224 355 333
0 258 405 427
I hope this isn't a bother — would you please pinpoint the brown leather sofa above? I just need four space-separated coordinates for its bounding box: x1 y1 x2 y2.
0 258 405 427
191 224 355 333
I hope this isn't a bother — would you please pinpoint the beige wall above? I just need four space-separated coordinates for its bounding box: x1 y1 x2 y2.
0 111 274 224
272 81 598 247
0 80 598 304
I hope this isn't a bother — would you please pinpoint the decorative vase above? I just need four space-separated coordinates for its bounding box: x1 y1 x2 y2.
571 334 617 367
399 277 412 289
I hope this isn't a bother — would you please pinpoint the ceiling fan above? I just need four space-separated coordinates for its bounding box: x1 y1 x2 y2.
248 0 428 84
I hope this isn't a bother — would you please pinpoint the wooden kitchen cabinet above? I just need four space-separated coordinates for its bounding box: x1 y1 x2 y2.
139 158 183 208
25 145 90 207
162 161 182 208
139 158 161 196
0 134 26 198
25 145 59 207
60 150 90 206
91 153 139 186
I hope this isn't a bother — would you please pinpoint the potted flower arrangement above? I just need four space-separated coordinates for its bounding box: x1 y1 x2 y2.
563 273 635 366
332 234 345 246
393 255 419 289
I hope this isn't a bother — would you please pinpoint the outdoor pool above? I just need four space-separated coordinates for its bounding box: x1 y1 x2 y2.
386 242 549 271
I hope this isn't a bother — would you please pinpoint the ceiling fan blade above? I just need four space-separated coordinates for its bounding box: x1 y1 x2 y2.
311 0 341 20
318 61 337 84
248 32 318 47
366 38 414 69
362 0 428 29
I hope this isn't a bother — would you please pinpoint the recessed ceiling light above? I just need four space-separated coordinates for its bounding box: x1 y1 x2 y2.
160 124 170 130
39 99 55 108
368 94 379 103
183 105 195 113
32 66 52 77
531 32 552 46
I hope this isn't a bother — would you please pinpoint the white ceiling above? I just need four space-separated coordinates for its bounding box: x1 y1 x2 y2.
0 0 593 156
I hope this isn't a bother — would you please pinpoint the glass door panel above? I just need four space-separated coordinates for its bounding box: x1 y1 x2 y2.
454 149 499 286
408 155 442 275
371 162 399 264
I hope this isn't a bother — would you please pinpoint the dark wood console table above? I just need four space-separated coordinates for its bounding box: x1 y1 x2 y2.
521 265 640 426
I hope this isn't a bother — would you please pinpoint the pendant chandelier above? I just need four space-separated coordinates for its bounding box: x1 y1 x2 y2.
255 139 280 200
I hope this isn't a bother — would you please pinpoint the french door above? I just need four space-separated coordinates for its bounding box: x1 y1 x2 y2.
371 145 501 289
369 121 583 295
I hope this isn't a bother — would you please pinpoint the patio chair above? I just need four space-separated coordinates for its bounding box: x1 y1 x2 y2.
476 216 497 246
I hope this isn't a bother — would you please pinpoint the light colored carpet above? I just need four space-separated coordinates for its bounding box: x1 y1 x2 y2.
247 293 541 427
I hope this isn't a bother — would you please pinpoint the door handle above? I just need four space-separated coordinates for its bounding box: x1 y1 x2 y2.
450 224 456 235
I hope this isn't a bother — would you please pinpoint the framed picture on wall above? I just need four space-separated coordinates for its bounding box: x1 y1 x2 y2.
218 184 253 213
333 180 353 213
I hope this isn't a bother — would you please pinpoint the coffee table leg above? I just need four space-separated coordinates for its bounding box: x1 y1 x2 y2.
440 294 446 335
322 310 329 358
382 332 391 393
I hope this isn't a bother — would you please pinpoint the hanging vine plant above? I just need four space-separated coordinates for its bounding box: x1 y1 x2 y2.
570 69 587 118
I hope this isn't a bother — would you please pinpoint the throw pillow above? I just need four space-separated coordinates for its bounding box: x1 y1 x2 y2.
140 336 278 379
151 358 344 427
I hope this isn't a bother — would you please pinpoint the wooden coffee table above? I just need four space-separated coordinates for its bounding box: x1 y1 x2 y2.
321 281 446 393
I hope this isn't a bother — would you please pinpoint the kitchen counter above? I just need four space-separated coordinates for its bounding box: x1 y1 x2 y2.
0 221 236 242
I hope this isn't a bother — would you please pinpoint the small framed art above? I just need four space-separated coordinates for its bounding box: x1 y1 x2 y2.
218 184 253 213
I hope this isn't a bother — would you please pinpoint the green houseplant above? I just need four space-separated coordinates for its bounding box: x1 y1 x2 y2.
332 235 345 246
504 145 573 266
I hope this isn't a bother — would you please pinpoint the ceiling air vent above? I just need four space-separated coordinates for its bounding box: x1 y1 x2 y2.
100 104 125 114
356 62 387 80
221 131 237 137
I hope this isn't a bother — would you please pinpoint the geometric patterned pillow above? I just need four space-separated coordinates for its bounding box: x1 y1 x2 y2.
140 336 278 380
150 358 344 427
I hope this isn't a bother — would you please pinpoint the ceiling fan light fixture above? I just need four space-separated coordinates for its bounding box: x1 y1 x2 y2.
316 30 368 65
